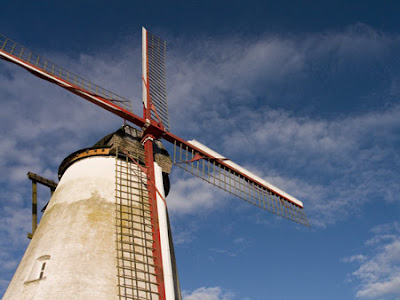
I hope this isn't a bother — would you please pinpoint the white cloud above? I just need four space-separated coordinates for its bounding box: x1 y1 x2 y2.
342 255 367 263
172 228 197 245
233 237 245 244
182 286 235 300
371 223 400 235
356 277 400 299
194 101 400 228
345 222 400 299
167 170 228 215
159 24 400 227
167 23 400 127
209 247 237 258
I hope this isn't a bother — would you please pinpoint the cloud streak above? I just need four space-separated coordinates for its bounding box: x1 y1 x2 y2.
344 222 400 299
182 286 234 300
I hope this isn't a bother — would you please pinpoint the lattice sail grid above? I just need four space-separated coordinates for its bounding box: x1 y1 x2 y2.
115 149 160 300
146 31 170 131
173 142 310 227
0 34 132 112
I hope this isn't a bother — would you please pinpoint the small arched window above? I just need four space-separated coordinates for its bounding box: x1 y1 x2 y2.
26 255 50 282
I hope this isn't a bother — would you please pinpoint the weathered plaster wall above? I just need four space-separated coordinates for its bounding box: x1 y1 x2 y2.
4 156 118 300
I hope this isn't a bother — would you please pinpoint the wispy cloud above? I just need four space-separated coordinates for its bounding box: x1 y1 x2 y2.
216 104 400 227
172 227 197 245
344 222 400 299
167 170 229 215
342 255 367 263
167 23 400 130
160 24 400 227
182 286 235 300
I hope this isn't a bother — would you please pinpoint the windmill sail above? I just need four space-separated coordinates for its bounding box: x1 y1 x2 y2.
142 28 170 131
0 34 145 127
172 139 309 227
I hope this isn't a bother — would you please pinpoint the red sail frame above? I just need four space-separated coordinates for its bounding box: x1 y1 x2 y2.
142 28 166 300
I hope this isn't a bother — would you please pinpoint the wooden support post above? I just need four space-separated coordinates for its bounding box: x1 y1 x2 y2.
26 172 58 239
27 181 37 239
32 181 37 235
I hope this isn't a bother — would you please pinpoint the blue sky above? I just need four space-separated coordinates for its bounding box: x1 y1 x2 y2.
1 1 400 299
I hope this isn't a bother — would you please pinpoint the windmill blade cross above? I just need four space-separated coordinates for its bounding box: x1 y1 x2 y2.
0 30 309 227
0 28 310 300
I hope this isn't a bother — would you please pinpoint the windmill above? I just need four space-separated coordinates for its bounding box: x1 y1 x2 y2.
0 28 309 300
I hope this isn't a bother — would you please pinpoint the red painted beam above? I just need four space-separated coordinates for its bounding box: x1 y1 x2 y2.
0 49 146 129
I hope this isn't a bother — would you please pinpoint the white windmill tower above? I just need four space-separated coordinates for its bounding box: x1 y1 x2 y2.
0 28 309 300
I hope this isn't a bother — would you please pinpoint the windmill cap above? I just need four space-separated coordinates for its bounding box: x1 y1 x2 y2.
58 125 172 179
